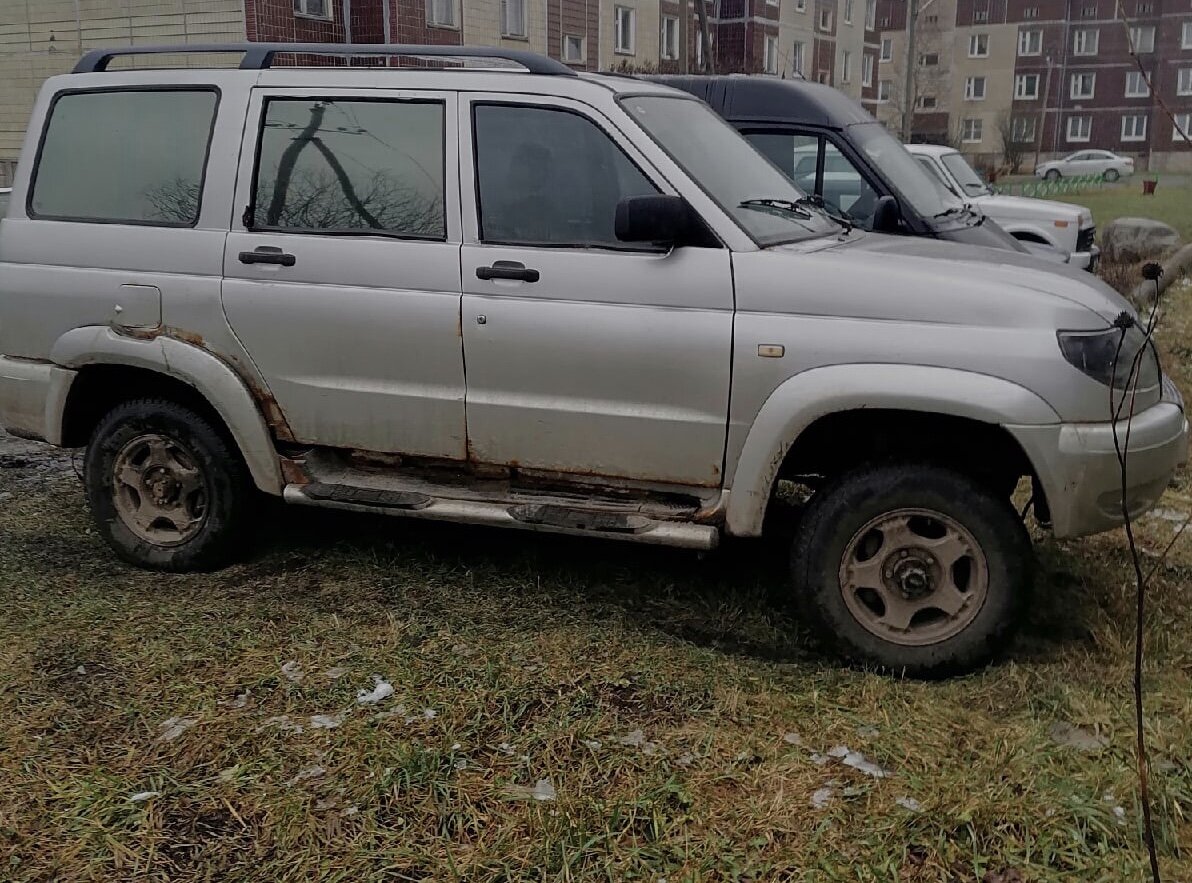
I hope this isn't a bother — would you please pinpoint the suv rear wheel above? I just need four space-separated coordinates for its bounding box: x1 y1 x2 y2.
84 399 251 571
790 463 1032 677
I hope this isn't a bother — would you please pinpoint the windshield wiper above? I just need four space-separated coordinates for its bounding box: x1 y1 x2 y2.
738 197 815 220
794 195 854 234
932 205 967 219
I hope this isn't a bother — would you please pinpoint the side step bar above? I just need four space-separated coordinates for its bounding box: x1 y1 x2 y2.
282 485 719 550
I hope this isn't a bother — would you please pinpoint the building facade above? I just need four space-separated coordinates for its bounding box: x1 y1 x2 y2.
0 0 883 183
876 0 1192 171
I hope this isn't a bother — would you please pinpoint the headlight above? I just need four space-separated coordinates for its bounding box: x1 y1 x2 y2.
1058 326 1160 389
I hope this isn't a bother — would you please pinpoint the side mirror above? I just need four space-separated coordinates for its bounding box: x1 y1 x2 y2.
615 194 691 246
871 195 902 234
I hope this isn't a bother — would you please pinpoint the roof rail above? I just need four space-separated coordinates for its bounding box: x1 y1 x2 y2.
71 43 578 76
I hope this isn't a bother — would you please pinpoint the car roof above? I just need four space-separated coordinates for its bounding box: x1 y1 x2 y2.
640 75 874 128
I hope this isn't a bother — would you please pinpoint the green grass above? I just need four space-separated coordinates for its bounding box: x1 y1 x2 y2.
1050 181 1192 241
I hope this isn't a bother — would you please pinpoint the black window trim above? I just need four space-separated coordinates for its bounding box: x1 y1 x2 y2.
27 84 222 228
245 95 449 242
468 98 715 253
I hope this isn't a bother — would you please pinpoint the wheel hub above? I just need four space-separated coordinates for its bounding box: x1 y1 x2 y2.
885 550 937 600
111 433 208 547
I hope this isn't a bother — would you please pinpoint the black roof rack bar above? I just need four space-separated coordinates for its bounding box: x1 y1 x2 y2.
72 42 578 76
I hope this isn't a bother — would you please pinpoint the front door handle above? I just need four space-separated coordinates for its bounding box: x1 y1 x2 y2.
476 260 539 283
239 246 296 267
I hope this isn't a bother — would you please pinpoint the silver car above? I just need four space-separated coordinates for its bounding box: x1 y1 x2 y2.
1035 150 1135 182
0 43 1186 676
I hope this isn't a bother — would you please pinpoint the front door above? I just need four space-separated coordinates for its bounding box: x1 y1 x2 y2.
457 95 734 488
222 89 466 458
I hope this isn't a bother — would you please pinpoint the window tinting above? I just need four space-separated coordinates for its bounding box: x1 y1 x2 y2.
31 89 217 225
473 104 658 247
252 99 445 238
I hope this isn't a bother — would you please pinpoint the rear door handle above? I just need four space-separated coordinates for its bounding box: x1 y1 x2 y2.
476 260 539 283
239 246 296 267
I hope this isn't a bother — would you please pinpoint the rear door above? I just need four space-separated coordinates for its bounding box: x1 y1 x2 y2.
456 94 734 487
222 88 466 458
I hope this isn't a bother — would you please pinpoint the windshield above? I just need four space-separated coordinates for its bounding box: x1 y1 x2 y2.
0 190 9 216
941 152 992 197
620 95 839 246
848 123 964 218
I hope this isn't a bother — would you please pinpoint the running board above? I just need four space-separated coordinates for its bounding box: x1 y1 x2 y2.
282 485 719 550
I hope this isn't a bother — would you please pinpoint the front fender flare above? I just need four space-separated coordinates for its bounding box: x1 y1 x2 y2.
725 364 1060 537
1000 223 1061 249
50 327 284 494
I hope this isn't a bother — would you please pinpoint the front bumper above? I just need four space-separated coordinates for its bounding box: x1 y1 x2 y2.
1070 244 1100 272
0 356 73 445
1008 380 1188 538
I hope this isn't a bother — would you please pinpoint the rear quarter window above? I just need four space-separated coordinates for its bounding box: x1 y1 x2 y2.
29 88 219 226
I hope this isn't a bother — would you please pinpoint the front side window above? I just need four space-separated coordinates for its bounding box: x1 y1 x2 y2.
1130 25 1155 53
622 95 838 246
500 0 526 37
1071 72 1096 99
1068 115 1092 142
1015 73 1040 99
1018 28 1041 55
661 16 679 60
942 151 990 195
473 104 657 247
294 0 330 19
31 89 217 225
961 118 983 143
426 0 457 27
1126 71 1150 97
1121 114 1148 141
615 6 636 54
965 76 986 100
251 99 445 238
849 123 962 218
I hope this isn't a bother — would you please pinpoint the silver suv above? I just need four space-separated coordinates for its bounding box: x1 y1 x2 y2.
0 44 1186 675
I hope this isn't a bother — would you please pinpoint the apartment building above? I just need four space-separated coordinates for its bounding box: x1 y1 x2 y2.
875 0 1192 170
0 0 882 184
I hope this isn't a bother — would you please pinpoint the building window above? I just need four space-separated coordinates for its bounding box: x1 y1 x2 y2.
866 0 877 30
660 16 679 60
1175 113 1191 141
614 5 635 54
880 38 893 61
765 35 779 74
862 52 874 85
924 14 938 23
973 8 989 23
1080 4 1097 16
1023 6 1039 18
796 0 806 10
426 0 456 27
1073 28 1098 55
1121 114 1147 141
819 8 833 31
1067 115 1092 142
919 52 939 66
1136 2 1152 12
426 0 457 27
562 34 585 63
1178 68 1192 95
918 94 937 108
844 0 853 24
1130 26 1155 53
1012 116 1037 141
500 0 526 37
1125 70 1150 97
1184 22 1192 49
1015 73 1040 99
965 76 987 100
969 33 989 57
878 79 892 102
695 30 713 68
962 118 983 143
1018 28 1042 55
840 49 852 82
792 41 806 75
1070 72 1096 99
294 0 331 19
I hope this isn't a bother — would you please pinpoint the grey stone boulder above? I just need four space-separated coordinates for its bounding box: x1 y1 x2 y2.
1101 217 1182 264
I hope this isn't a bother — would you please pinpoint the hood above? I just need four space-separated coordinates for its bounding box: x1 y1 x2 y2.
760 231 1130 329
975 193 1092 227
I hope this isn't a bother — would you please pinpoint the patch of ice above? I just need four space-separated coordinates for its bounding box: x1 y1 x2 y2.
281 661 305 683
675 753 696 767
620 729 662 754
422 708 437 720
782 732 803 746
261 714 304 735
582 740 602 751
129 791 161 802
287 764 326 786
343 805 360 816
896 796 922 812
809 752 830 766
322 666 348 680
75 665 86 675
156 716 197 743
856 725 880 739
503 778 557 802
826 744 893 778
310 713 347 730
1146 507 1188 524
219 690 250 709
1048 722 1108 752
355 676 394 705
498 742 515 755
810 787 834 809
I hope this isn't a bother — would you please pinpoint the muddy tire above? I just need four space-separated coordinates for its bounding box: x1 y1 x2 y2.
790 463 1032 677
85 398 252 571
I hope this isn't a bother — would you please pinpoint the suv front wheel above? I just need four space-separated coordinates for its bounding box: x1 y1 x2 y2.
790 463 1032 677
84 399 251 571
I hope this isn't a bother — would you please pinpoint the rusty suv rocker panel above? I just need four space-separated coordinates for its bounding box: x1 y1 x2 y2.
49 327 285 494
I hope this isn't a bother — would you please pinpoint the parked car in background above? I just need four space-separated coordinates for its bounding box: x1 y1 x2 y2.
2 44 1186 677
0 188 10 215
908 144 1099 271
1034 150 1135 182
646 75 1068 265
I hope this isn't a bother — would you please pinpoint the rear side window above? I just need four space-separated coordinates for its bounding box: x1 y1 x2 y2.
250 98 446 239
30 89 218 225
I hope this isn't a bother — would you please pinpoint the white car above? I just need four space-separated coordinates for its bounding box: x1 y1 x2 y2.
1034 150 1134 182
907 144 1099 270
